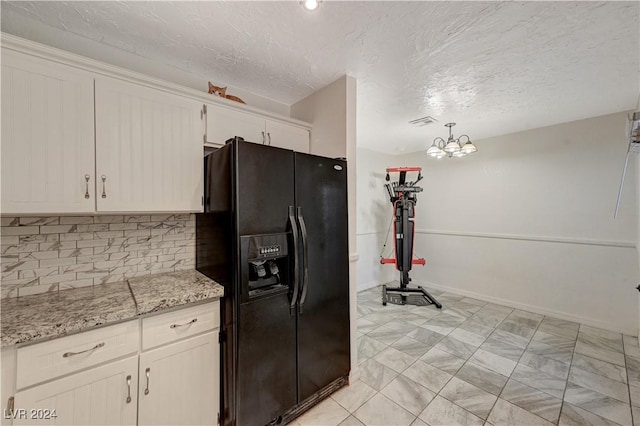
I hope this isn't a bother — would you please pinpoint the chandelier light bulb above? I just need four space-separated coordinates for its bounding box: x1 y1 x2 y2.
427 142 441 157
444 139 460 153
427 122 477 159
461 140 477 154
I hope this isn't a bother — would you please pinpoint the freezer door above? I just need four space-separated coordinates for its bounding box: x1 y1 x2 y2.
235 142 295 235
237 294 297 425
294 154 350 402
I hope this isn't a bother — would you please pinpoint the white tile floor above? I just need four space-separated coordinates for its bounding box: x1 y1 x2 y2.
291 285 640 426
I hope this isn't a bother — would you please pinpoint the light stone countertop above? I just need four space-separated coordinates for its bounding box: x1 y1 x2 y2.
1 270 224 347
128 270 225 314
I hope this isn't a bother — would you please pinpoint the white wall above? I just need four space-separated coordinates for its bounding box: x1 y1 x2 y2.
355 148 398 291
398 111 638 334
0 11 290 116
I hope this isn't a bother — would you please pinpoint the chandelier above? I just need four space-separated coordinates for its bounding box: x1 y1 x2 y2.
427 123 477 159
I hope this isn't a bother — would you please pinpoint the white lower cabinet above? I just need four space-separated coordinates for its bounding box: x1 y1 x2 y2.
3 302 220 426
138 333 219 426
13 356 138 426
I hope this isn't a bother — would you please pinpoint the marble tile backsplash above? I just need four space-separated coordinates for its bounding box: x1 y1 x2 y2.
0 214 196 299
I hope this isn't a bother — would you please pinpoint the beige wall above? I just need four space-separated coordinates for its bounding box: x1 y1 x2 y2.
397 111 638 334
291 77 349 159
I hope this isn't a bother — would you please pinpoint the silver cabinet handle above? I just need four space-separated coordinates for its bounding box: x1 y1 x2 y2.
6 396 14 412
84 174 91 199
126 375 132 403
63 342 105 358
202 104 207 142
101 175 107 198
261 131 265 144
144 368 150 395
267 132 271 145
170 318 197 329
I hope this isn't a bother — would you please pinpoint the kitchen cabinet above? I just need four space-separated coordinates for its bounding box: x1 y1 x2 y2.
137 333 218 426
137 302 219 425
205 103 310 153
1 49 95 214
204 103 265 146
1 35 312 214
1 347 16 426
13 356 138 426
2 301 220 426
264 119 310 153
1 50 203 214
9 320 139 426
95 77 204 212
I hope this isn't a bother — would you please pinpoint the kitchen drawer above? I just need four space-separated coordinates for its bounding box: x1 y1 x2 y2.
16 320 139 389
142 302 219 351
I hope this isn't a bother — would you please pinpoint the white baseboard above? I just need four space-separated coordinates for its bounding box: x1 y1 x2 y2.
417 280 638 337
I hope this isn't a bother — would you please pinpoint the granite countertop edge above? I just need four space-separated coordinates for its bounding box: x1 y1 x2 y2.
1 270 224 348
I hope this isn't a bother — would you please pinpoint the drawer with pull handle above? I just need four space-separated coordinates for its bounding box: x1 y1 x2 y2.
141 301 219 351
16 320 139 389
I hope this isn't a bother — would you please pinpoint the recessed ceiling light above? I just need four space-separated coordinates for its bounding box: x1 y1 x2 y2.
300 0 321 12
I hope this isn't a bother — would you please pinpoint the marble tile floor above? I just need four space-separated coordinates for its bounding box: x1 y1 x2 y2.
292 285 640 426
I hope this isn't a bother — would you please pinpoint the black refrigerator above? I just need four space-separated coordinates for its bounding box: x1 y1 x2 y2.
196 140 350 426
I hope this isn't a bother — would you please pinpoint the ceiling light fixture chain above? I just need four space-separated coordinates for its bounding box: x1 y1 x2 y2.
426 122 477 159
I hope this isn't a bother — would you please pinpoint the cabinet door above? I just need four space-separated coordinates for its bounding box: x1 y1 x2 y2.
2 347 16 426
95 77 203 212
138 332 219 426
265 120 310 153
205 103 266 146
13 356 138 426
1 49 95 214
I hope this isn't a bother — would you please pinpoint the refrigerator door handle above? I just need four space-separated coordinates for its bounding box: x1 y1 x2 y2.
297 206 309 313
288 206 300 315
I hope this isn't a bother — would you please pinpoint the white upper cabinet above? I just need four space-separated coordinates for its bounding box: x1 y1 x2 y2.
205 103 310 153
1 49 95 214
265 119 310 153
1 36 312 215
205 103 266 145
95 77 204 212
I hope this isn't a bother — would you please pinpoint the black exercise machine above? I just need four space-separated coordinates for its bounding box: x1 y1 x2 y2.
380 167 442 309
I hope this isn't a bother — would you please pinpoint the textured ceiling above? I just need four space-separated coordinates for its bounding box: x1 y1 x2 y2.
1 1 639 154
